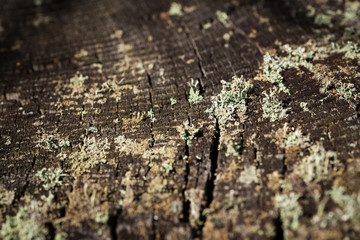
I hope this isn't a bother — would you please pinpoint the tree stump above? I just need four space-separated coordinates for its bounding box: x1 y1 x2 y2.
1 0 360 239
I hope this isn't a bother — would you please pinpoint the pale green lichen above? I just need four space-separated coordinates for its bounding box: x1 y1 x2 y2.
300 102 310 112
206 75 253 129
335 82 358 101
35 168 68 191
70 136 110 175
284 128 310 149
0 185 14 206
343 1 360 23
216 10 230 27
177 120 200 145
69 73 88 95
170 97 177 105
161 163 174 174
335 41 360 62
224 140 242 158
147 109 156 123
188 79 203 104
168 2 183 16
314 14 333 28
37 132 70 151
295 142 339 183
0 207 47 240
238 165 258 185
275 192 302 239
326 183 360 225
261 44 314 94
262 89 288 122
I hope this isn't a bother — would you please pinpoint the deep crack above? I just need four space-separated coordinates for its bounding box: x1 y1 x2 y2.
197 118 220 237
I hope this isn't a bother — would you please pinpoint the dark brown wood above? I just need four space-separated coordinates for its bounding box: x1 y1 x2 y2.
1 0 360 239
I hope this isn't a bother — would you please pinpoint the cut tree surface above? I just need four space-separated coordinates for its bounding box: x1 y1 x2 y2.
1 0 360 239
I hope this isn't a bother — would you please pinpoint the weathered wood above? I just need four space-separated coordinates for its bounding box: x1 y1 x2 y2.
1 0 360 239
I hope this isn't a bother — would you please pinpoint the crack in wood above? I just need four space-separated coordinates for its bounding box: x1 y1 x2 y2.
197 118 220 238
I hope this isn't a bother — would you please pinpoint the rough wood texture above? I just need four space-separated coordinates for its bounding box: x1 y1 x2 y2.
1 0 360 239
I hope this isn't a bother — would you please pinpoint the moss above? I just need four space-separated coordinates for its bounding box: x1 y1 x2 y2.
262 89 288 122
206 75 252 130
168 2 183 16
188 79 203 104
35 168 68 191
0 207 48 240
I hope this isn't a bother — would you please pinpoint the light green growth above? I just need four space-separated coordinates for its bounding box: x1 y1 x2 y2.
224 140 242 158
32 14 51 27
238 166 258 185
275 192 302 239
54 232 68 240
38 132 70 150
0 207 47 240
70 136 110 175
262 90 288 122
161 163 174 174
223 32 232 41
206 75 252 129
306 5 316 18
262 45 314 93
314 14 333 28
168 2 183 16
216 11 230 27
74 49 88 58
343 2 360 23
0 185 14 205
203 22 212 30
170 97 177 106
147 109 156 123
188 79 203 104
296 142 339 183
327 183 360 224
280 44 314 70
69 73 88 95
177 121 200 145
117 43 133 54
35 168 68 191
335 82 358 101
300 102 309 112
34 0 43 7
335 41 360 62
284 128 310 148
